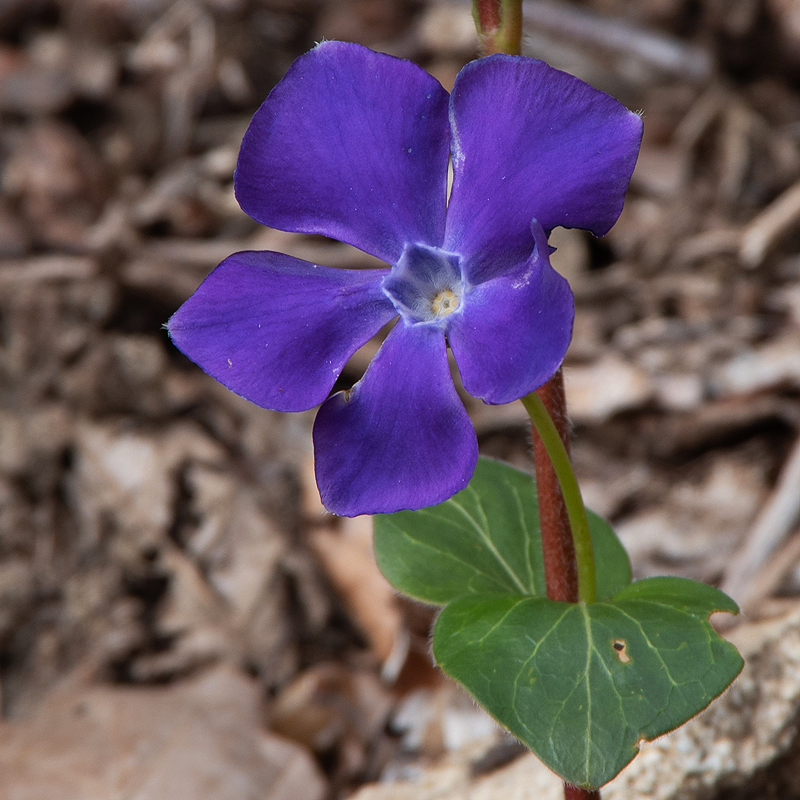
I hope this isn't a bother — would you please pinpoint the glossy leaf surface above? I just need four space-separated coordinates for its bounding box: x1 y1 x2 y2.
373 458 742 788
433 579 742 788
373 457 631 605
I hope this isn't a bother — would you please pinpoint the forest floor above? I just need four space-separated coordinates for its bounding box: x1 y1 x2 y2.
1 0 800 798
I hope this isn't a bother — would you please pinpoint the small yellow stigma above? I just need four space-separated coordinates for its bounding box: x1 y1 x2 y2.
431 288 460 317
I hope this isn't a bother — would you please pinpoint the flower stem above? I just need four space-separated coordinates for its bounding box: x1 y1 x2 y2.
524 372 578 603
524 374 600 800
471 6 598 799
473 0 523 55
521 373 597 604
565 784 601 800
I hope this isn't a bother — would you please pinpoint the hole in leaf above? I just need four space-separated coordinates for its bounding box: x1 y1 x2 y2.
612 639 631 663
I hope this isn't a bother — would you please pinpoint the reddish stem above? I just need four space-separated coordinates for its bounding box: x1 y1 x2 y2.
474 5 594 797
565 784 601 800
532 369 579 604
532 370 599 800
475 0 501 35
474 0 522 55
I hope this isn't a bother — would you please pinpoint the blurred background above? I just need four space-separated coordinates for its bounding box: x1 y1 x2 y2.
0 0 799 798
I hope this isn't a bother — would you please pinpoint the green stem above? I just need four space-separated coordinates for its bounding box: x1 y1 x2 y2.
496 0 523 55
472 7 599 799
521 391 597 603
473 0 523 55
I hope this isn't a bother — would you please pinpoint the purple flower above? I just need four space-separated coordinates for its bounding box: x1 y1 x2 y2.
168 41 642 517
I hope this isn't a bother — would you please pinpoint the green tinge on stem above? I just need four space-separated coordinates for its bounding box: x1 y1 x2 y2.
473 0 523 55
496 0 523 55
521 392 597 603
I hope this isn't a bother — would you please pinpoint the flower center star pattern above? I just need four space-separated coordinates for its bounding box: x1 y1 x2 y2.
168 41 642 517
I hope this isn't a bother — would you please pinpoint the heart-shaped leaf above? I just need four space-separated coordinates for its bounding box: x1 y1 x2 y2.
373 457 631 604
373 458 742 788
433 578 743 789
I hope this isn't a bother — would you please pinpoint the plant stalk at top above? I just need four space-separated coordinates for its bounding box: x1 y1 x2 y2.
473 0 523 54
472 1 601 796
530 371 578 602
522 378 597 604
527 373 601 800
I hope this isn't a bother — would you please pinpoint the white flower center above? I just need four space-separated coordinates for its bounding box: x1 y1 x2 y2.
383 243 464 325
431 288 460 317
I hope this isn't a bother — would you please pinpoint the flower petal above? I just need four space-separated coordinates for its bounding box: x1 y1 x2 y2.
444 55 643 283
447 220 574 405
168 250 395 412
235 41 451 265
313 321 478 516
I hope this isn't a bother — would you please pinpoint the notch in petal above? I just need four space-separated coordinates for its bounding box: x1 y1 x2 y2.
445 55 642 283
313 322 478 516
236 41 451 266
168 251 395 412
447 220 574 405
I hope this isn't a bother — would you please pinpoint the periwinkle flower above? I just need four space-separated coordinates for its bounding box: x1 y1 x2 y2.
168 41 642 516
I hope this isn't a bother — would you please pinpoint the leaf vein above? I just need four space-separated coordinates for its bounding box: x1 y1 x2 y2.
392 525 509 591
508 482 537 594
615 605 680 687
510 604 574 741
447 498 529 594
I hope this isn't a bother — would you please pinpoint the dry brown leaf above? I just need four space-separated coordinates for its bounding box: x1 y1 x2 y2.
0 666 327 800
271 662 392 756
564 355 654 422
310 515 403 665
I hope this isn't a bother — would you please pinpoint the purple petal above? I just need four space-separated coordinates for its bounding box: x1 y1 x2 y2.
444 55 643 283
168 251 395 412
447 220 574 405
235 41 451 265
313 322 478 516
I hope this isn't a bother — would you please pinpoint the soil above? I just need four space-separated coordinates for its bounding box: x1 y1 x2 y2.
0 1 799 798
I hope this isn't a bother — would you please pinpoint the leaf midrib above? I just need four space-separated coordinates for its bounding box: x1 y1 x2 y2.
447 488 530 595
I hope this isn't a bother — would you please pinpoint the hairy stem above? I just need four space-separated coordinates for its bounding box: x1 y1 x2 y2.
525 371 578 603
522 375 597 603
473 0 523 55
565 784 601 800
471 4 599 798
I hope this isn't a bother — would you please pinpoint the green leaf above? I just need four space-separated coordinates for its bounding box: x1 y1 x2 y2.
433 578 743 789
373 459 741 786
373 457 631 604
589 512 631 602
613 576 739 614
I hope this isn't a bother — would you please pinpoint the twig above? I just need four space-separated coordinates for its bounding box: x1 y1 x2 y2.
738 526 800 612
740 178 800 268
721 435 800 602
521 0 713 82
673 228 740 266
0 255 97 285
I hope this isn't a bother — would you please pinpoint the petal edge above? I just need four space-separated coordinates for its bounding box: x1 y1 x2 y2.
445 55 642 282
236 41 451 265
448 220 574 404
313 322 478 516
168 251 395 412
